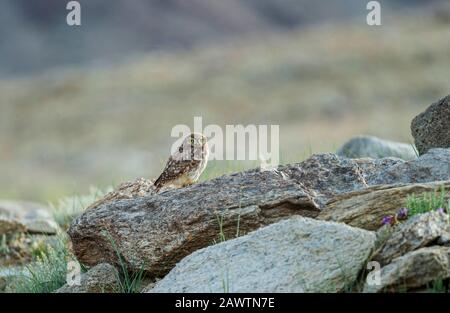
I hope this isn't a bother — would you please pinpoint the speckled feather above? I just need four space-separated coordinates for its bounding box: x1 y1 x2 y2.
154 133 209 192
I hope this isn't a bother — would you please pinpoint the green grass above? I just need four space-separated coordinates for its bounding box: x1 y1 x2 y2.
213 187 245 293
103 231 146 293
215 213 227 243
410 142 419 158
213 206 243 244
0 234 10 255
7 232 73 293
29 237 52 260
212 184 244 244
213 211 241 243
7 228 147 293
427 279 449 293
406 186 449 217
221 268 230 293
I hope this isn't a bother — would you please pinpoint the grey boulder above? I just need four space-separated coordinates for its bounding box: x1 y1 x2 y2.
69 149 450 276
364 246 450 293
373 211 450 265
318 181 450 230
365 148 450 186
337 135 417 160
0 200 59 235
411 94 450 155
149 217 376 293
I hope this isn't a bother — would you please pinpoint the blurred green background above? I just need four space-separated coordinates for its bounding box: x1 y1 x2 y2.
0 0 449 202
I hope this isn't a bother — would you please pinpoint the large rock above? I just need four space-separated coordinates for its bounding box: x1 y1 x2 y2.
364 246 450 293
55 263 120 293
411 95 450 155
364 148 450 185
284 154 397 207
0 201 59 235
337 135 417 160
318 181 450 230
69 150 450 276
149 217 376 293
373 211 450 265
69 169 319 277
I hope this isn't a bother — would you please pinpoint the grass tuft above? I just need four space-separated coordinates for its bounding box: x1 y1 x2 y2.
406 186 449 217
7 232 73 293
102 231 146 293
427 278 449 293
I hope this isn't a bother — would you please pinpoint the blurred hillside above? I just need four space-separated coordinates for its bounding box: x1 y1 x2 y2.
0 0 444 76
0 2 449 202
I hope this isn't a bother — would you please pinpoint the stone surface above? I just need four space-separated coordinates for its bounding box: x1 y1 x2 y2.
337 135 417 160
364 148 450 185
364 246 450 293
318 181 450 230
24 219 60 234
0 267 27 292
69 167 320 277
150 217 376 293
411 94 450 155
0 201 58 235
0 219 26 235
55 263 120 293
283 154 381 207
373 211 450 265
69 150 450 276
86 177 156 210
140 281 156 293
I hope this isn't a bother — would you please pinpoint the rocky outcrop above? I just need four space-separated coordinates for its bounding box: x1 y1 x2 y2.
337 135 417 160
68 149 450 276
364 246 450 293
363 148 450 185
411 94 450 155
55 263 120 293
373 211 450 265
363 211 450 293
149 217 376 293
283 154 390 207
68 169 319 277
318 181 450 230
86 178 156 210
0 201 59 235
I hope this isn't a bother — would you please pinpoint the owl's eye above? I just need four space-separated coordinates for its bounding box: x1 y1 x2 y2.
178 146 183 153
191 138 195 145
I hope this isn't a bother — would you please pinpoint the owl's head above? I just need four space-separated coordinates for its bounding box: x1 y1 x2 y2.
177 133 208 161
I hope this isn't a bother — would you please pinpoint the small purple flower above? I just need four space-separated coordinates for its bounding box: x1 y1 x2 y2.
396 207 409 220
381 215 395 226
436 207 446 214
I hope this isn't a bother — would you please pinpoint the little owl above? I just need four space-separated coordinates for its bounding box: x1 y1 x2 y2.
154 133 209 192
